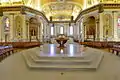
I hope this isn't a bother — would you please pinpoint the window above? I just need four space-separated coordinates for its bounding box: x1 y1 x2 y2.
51 26 54 35
69 26 73 35
1 0 9 3
60 26 64 34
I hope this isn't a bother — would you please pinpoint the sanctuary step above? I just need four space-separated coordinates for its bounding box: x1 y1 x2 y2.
29 54 92 65
22 46 103 70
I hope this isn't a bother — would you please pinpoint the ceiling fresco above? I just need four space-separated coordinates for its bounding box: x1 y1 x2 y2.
41 0 83 21
40 0 83 6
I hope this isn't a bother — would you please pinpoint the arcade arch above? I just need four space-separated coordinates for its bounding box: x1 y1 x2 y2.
85 16 96 41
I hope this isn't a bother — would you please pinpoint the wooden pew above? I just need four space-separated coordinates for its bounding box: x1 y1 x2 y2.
0 46 14 61
111 48 120 55
110 45 120 56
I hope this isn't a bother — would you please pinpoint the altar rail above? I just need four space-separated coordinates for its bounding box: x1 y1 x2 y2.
80 41 120 48
0 42 41 48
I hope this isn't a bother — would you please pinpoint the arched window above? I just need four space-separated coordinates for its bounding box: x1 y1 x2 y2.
51 26 54 35
60 26 64 34
69 26 73 35
1 0 9 3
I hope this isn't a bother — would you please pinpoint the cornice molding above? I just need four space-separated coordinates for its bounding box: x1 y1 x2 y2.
1 3 120 23
49 21 75 23
75 3 120 22
0 6 49 23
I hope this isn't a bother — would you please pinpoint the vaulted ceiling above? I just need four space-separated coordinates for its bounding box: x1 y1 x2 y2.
41 0 84 6
1 0 120 21
41 0 83 21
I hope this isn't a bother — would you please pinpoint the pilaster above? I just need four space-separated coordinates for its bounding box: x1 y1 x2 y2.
0 17 2 42
81 20 84 42
22 15 27 41
9 14 15 42
113 11 119 41
99 12 104 41
95 18 100 41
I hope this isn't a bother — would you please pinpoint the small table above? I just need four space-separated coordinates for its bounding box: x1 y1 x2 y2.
55 37 69 48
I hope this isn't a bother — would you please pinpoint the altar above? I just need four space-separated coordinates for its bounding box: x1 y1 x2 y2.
55 34 69 48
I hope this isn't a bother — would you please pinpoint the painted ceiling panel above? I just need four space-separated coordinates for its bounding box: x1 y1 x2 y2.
67 0 83 5
41 0 82 21
40 0 83 7
40 0 56 6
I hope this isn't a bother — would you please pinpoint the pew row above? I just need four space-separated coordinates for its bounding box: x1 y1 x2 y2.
109 45 120 56
80 41 120 48
0 42 41 48
0 46 14 61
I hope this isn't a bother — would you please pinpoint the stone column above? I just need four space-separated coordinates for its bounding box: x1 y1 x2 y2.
43 23 46 39
81 20 84 42
95 18 100 41
83 22 87 41
54 24 57 36
40 23 43 42
45 23 48 39
27 22 30 41
47 23 51 39
22 15 27 41
0 17 2 42
67 23 69 36
73 23 77 39
57 24 59 35
64 23 67 35
37 24 40 40
63 23 65 35
99 13 104 41
77 22 79 41
113 11 119 41
9 14 15 42
79 21 81 41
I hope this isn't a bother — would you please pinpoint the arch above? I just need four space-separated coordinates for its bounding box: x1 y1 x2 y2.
85 16 96 41
29 17 39 41
29 17 38 24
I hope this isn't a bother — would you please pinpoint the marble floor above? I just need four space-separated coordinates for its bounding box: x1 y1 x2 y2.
22 43 103 70
0 43 120 80
39 43 85 56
